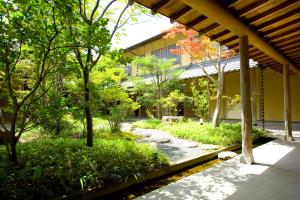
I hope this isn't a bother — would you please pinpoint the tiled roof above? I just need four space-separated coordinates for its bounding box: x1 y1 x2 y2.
123 55 258 87
180 55 257 79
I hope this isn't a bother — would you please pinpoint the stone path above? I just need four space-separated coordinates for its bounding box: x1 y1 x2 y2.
122 123 218 163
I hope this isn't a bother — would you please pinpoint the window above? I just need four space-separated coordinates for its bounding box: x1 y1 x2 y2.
151 44 181 65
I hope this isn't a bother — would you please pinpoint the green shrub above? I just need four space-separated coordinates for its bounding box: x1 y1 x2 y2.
0 138 168 199
160 122 265 146
132 119 266 146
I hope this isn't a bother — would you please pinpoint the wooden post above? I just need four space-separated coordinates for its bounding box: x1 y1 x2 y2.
283 65 293 141
240 35 254 164
252 69 257 126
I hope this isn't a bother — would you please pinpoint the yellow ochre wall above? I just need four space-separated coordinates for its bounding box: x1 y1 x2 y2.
220 68 300 122
182 68 300 122
264 68 300 122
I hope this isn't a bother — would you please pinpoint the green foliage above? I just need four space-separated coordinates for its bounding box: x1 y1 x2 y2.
130 56 182 118
133 119 266 146
101 87 139 132
190 79 211 121
33 92 69 135
223 94 240 111
161 122 266 146
0 138 169 199
161 90 186 116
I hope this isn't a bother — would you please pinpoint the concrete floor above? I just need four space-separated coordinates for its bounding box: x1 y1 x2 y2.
137 132 300 200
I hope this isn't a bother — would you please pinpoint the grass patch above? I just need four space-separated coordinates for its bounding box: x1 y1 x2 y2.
94 129 141 141
131 118 163 129
132 119 266 146
0 138 169 199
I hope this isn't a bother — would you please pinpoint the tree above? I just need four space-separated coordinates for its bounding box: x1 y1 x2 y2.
164 24 235 127
90 51 138 132
132 56 181 119
0 0 73 161
67 0 147 147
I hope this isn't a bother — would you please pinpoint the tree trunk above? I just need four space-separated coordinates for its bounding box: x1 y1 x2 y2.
157 103 162 119
156 73 163 119
9 111 18 162
83 67 93 147
138 107 142 118
212 74 224 127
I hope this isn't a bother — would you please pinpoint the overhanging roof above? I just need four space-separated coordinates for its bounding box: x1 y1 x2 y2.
122 55 257 87
132 0 300 75
180 55 257 79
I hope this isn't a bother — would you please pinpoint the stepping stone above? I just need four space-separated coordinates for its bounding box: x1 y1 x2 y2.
218 151 237 160
202 144 218 150
133 130 152 138
184 142 199 148
155 138 171 143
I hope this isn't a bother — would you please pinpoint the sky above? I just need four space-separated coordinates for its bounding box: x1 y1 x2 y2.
112 14 174 49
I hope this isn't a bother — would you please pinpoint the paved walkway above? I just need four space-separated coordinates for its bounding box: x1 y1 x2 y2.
137 132 300 200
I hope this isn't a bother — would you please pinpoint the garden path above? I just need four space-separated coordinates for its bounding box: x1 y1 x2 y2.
122 123 218 163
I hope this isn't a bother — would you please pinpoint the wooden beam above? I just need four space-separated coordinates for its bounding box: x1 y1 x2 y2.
256 7 300 31
256 56 275 63
198 23 219 34
211 20 299 42
288 51 300 57
275 33 300 45
180 0 300 74
210 0 273 41
227 0 242 8
283 46 300 53
186 15 207 28
252 53 268 60
170 6 192 22
248 0 298 24
260 59 278 65
250 51 264 57
220 35 238 45
267 27 300 41
263 18 300 36
238 0 271 17
239 35 254 164
283 65 293 141
276 38 300 49
151 0 170 14
211 30 230 40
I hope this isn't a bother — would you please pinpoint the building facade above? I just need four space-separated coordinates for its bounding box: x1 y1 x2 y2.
125 33 300 128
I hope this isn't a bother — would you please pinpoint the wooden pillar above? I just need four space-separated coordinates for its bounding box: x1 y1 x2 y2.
240 35 254 164
252 69 257 126
283 65 293 141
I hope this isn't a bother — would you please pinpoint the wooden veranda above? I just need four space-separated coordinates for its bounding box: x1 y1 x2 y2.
131 0 300 164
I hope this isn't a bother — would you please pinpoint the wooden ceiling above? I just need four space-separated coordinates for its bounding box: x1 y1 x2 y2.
133 0 300 74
